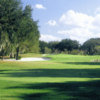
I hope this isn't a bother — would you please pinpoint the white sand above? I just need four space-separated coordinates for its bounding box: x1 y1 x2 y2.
3 57 50 62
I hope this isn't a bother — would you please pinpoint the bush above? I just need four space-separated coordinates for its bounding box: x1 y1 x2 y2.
70 50 81 55
45 47 52 54
61 49 68 54
53 49 61 54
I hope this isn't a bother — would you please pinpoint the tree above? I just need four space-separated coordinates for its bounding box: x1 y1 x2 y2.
13 5 40 59
39 41 48 53
39 39 80 54
82 38 100 55
56 39 79 53
0 0 40 59
95 46 100 55
0 0 21 58
48 41 59 53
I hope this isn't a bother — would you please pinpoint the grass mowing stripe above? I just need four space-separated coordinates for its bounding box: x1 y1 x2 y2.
0 54 100 100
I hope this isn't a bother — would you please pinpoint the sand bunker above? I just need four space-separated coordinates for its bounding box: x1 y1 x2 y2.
3 57 50 62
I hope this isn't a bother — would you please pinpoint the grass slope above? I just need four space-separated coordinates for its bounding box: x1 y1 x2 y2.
0 54 100 100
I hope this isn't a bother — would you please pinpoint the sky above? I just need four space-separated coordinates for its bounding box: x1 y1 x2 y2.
21 0 100 44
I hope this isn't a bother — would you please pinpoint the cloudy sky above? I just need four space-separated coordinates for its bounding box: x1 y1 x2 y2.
21 0 100 44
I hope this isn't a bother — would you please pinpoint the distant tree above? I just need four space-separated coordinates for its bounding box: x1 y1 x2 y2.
82 38 100 55
39 39 80 54
48 41 59 53
39 41 48 53
56 39 80 53
95 46 100 55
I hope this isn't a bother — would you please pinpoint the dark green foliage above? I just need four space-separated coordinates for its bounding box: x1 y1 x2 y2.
40 38 100 55
39 39 80 54
82 38 100 55
0 0 40 59
95 46 100 55
48 41 59 53
57 39 79 52
39 41 48 53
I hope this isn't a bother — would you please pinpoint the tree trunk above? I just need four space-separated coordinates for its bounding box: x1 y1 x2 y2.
16 47 19 60
2 55 4 60
1 48 4 60
10 53 13 58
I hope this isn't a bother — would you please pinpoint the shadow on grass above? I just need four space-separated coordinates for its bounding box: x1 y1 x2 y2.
0 68 100 78
64 62 100 65
0 70 7 72
6 80 100 100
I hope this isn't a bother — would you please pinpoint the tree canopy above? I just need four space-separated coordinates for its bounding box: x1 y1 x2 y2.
82 38 100 55
0 0 40 59
39 39 80 54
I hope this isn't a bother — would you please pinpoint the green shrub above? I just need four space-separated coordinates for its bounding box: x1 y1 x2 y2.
70 50 81 55
45 47 52 54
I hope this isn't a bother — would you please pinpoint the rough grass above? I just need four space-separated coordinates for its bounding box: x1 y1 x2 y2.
0 54 100 100
20 53 43 58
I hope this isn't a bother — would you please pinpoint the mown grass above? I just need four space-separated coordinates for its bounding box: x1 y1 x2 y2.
0 54 100 100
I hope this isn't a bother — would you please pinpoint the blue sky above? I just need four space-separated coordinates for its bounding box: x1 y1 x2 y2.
21 0 100 44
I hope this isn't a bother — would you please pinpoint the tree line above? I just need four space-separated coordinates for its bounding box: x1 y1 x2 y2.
39 38 100 55
0 0 40 59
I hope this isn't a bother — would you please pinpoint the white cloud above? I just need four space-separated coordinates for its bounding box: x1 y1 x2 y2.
58 28 94 44
47 20 57 26
40 34 61 42
58 10 100 43
93 14 100 27
35 4 46 9
95 7 100 14
59 10 94 28
39 9 100 44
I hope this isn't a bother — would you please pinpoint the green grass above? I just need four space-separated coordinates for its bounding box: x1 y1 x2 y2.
0 54 100 100
20 53 43 58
